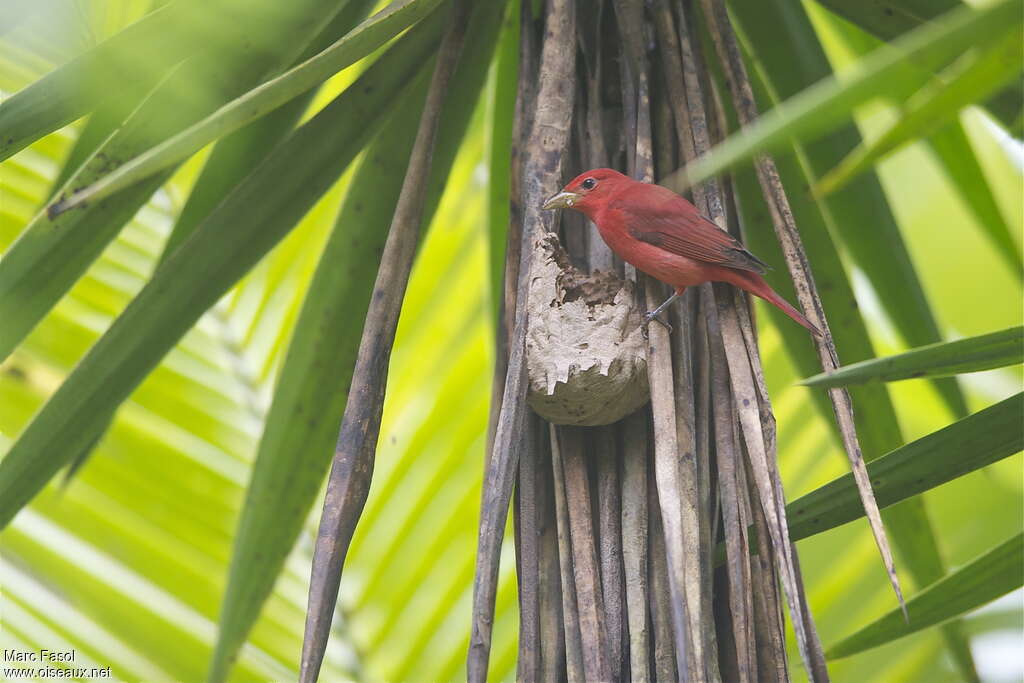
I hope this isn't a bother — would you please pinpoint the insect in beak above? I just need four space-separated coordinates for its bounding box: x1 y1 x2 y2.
541 191 580 210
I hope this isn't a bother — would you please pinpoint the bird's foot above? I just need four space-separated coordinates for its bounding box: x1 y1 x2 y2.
641 310 673 335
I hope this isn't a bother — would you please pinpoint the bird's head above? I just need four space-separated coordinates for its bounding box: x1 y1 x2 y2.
541 168 629 216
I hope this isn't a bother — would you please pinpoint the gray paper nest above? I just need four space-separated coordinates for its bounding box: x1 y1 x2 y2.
525 233 650 426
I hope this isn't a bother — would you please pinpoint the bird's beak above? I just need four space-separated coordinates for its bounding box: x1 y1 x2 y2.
541 191 580 211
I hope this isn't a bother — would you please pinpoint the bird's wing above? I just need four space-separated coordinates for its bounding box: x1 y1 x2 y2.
613 189 769 274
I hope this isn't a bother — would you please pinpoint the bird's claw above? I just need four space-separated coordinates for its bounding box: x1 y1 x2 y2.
642 311 673 335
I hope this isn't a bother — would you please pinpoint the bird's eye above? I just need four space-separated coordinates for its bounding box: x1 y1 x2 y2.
581 177 597 190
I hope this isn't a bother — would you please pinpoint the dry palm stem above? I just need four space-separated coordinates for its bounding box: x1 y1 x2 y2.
648 463 681 681
744 451 791 682
641 70 702 683
550 426 587 682
558 426 612 682
659 69 720 668
649 17 723 665
487 0 538 458
620 410 651 682
612 8 657 681
594 427 626 681
616 1 711 678
513 4 643 679
671 1 828 679
537 436 567 680
577 8 628 671
698 0 907 620
699 20 800 680
515 415 542 681
710 361 756 683
509 7 541 680
299 4 470 681
467 0 575 678
707 103 790 683
577 0 614 271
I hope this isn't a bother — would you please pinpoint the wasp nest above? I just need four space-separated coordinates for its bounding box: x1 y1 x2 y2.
525 233 650 426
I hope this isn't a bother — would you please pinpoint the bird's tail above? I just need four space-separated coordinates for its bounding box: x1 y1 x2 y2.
727 270 823 338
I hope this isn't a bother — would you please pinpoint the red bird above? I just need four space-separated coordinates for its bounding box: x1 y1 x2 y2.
542 168 821 337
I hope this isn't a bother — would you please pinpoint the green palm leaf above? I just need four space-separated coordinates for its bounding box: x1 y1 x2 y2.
0 15 442 528
787 392 1024 541
0 0 354 361
927 121 1024 279
828 533 1024 658
727 4 1015 675
47 0 447 217
813 0 1023 132
667 0 1022 192
211 4 504 678
803 327 1023 388
815 32 1023 196
0 3 188 161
